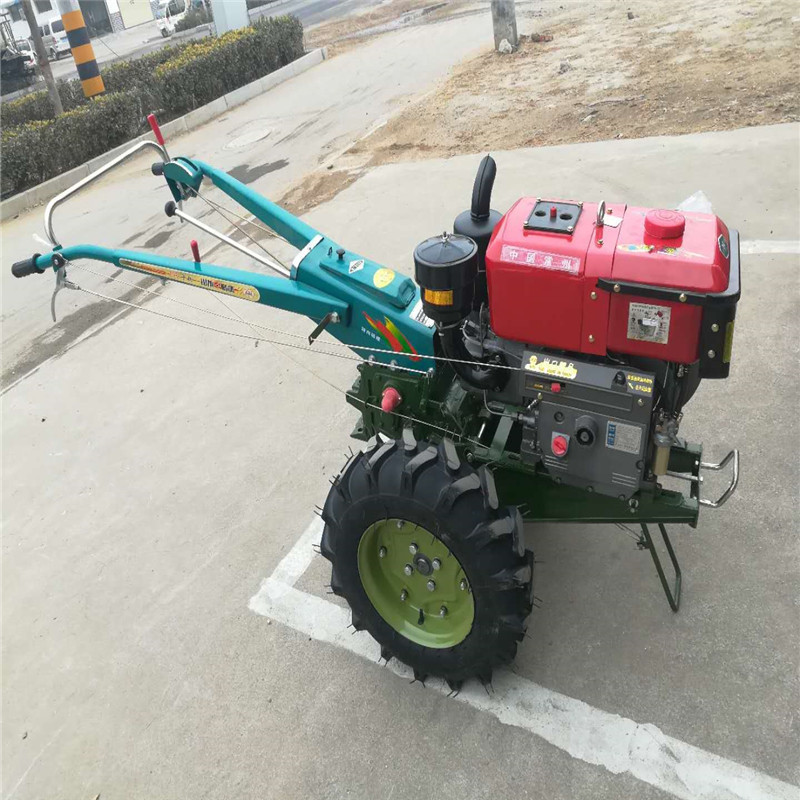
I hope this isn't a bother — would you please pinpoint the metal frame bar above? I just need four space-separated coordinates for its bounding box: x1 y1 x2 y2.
638 523 682 612
170 204 290 278
45 140 167 247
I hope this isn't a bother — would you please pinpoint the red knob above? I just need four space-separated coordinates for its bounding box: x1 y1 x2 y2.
644 208 685 239
552 435 569 457
550 382 562 393
147 113 165 146
381 386 402 413
190 240 201 263
550 205 557 219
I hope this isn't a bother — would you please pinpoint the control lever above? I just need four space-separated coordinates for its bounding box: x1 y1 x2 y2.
308 311 340 345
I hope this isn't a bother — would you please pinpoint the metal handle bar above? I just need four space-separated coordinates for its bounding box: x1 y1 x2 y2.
698 449 739 508
45 139 167 247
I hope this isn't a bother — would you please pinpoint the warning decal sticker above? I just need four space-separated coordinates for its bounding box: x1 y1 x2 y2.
524 353 578 381
409 298 435 328
119 259 260 302
606 421 643 455
500 245 581 274
626 302 671 344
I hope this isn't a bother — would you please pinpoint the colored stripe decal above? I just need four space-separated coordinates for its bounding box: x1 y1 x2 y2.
363 313 421 362
66 26 91 49
70 43 94 64
384 318 420 361
364 313 403 353
61 9 85 31
76 60 100 81
80 75 105 97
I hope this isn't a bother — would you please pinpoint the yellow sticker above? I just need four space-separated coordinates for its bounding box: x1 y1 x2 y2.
625 374 653 394
119 259 260 303
524 354 578 381
423 288 453 306
373 268 395 289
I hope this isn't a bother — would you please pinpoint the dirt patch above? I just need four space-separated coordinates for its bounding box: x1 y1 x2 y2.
277 167 364 217
345 0 798 164
306 0 472 55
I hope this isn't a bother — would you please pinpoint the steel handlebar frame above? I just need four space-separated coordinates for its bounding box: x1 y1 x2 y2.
45 140 168 248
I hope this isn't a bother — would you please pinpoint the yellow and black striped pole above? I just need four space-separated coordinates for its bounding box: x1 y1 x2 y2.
56 0 104 98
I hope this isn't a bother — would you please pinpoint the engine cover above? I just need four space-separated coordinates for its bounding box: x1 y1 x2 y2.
485 198 740 378
519 350 655 498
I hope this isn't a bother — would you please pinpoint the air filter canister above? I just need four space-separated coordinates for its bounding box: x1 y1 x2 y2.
413 233 478 325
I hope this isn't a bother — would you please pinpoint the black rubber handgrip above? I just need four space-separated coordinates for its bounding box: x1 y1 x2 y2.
151 161 165 176
11 253 43 278
470 154 497 221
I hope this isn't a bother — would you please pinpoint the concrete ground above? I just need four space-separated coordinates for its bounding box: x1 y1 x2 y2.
2 13 799 800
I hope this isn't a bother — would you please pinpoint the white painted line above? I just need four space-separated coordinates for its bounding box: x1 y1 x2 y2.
249 519 800 800
740 240 800 255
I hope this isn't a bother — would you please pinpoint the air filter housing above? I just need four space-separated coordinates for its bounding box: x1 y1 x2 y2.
413 233 478 325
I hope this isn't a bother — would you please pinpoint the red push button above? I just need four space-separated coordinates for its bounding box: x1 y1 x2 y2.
550 382 562 393
551 435 569 457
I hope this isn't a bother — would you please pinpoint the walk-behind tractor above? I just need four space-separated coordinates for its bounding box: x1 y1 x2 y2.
12 118 740 689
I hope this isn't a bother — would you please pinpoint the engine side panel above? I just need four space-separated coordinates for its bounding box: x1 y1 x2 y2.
519 351 654 498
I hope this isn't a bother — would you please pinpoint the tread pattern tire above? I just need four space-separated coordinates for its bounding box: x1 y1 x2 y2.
321 436 534 688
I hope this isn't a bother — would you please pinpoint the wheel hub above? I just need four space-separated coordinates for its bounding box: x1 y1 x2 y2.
412 553 433 576
357 518 474 648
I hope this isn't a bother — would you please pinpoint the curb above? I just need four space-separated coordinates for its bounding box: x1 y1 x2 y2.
1 47 327 221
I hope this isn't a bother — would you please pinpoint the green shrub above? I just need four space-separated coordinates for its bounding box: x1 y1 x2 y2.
1 80 85 127
175 5 213 33
154 15 304 115
1 16 304 197
1 90 142 197
1 45 184 129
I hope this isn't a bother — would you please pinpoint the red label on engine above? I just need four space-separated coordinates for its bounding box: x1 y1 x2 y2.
500 245 581 275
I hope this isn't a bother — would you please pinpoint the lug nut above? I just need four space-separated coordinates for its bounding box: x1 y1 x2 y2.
409 542 418 555
378 546 387 558
459 579 468 591
432 558 441 571
426 580 436 592
404 564 413 576
400 589 408 602
439 606 448 618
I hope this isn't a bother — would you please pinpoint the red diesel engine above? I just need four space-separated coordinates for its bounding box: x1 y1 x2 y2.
414 156 741 500
485 197 738 378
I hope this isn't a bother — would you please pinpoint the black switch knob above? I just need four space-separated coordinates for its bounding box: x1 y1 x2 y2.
336 248 345 261
614 370 626 385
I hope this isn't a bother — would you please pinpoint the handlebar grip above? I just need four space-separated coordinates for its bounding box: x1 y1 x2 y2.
11 253 43 278
147 113 165 146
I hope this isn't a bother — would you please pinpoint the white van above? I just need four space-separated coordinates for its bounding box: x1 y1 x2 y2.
39 17 70 61
155 0 189 37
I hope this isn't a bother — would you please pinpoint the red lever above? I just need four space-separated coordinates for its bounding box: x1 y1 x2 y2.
147 113 165 146
190 240 201 263
381 386 402 413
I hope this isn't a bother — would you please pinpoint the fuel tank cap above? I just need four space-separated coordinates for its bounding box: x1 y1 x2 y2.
644 209 686 239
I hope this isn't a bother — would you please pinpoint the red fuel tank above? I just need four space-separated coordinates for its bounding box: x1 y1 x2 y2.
485 198 739 373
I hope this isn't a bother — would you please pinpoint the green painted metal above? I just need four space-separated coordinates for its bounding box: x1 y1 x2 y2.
34 156 438 371
347 360 702 529
357 518 474 648
33 245 349 319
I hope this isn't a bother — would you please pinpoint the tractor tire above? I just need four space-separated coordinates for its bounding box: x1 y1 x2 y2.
320 435 533 689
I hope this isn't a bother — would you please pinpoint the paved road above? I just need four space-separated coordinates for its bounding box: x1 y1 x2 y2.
34 0 381 84
2 11 799 800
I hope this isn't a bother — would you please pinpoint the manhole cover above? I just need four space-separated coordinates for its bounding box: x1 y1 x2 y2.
225 127 273 149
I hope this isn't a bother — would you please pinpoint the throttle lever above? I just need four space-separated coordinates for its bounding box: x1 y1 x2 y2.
50 254 79 322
